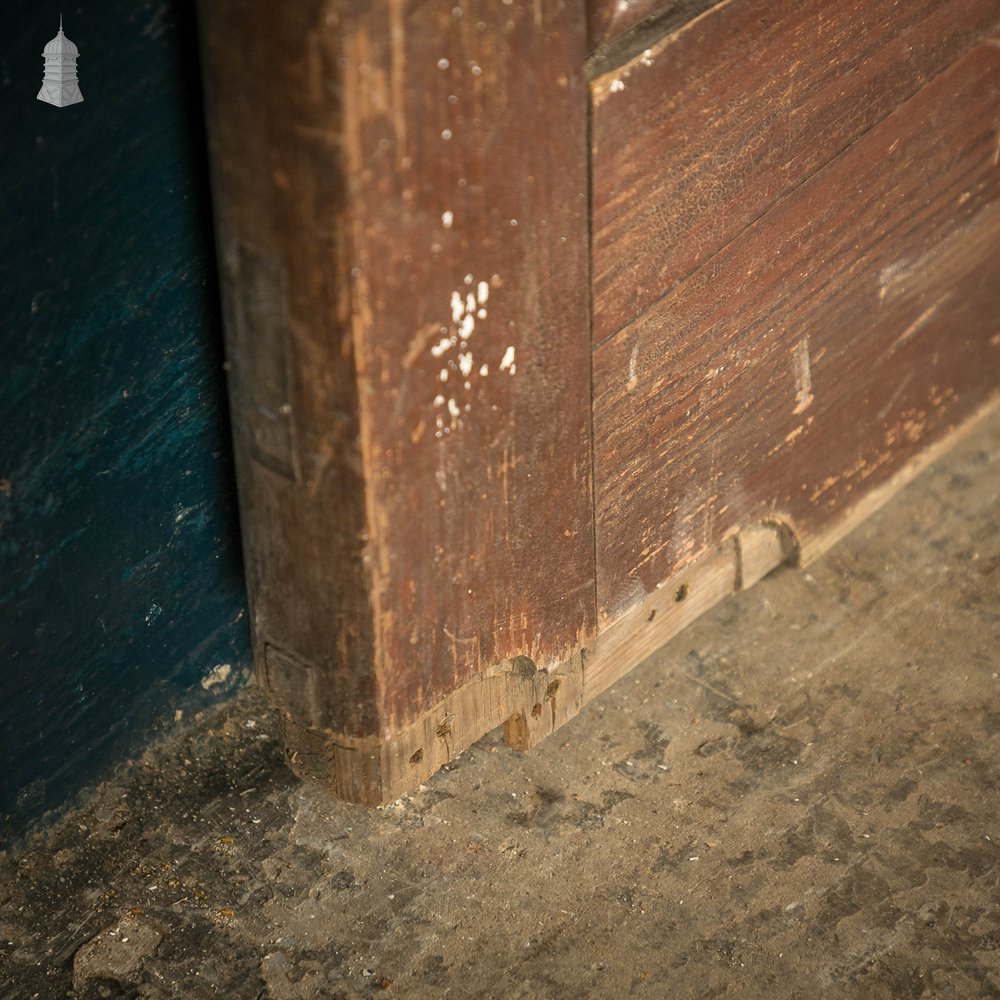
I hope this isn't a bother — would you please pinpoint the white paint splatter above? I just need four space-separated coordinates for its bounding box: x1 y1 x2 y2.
479 363 489 377
641 49 654 67
459 313 475 339
447 398 461 418
439 369 449 382
610 78 625 93
450 290 464 323
442 210 454 229
433 394 446 406
458 352 474 377
477 280 490 305
437 57 450 70
431 338 452 357
499 346 516 373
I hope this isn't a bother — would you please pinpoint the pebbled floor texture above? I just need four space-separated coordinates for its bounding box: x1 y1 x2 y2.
1 407 998 1000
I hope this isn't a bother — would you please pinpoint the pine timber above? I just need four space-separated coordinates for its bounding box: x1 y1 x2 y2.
593 40 1000 623
199 1 596 800
591 0 1000 344
200 1 1000 804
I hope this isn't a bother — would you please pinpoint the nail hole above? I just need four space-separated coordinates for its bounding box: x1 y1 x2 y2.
674 583 689 603
647 609 656 622
545 679 561 699
530 703 543 718
409 748 423 764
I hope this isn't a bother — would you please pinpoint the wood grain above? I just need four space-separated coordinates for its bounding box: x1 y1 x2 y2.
201 2 595 755
341 0 594 732
593 41 1000 624
591 0 1000 343
201 1 378 736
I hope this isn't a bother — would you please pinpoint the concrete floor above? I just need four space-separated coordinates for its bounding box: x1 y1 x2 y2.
1 409 998 1000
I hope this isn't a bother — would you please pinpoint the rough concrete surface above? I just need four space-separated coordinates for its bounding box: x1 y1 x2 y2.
1 409 998 1000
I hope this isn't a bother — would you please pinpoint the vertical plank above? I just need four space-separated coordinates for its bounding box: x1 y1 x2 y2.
201 0 594 785
200 1 378 737
341 0 595 732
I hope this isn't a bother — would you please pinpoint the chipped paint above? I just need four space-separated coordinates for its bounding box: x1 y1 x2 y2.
894 298 948 350
201 663 232 691
792 339 813 414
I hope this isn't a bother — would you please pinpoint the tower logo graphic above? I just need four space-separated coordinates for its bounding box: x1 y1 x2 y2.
38 15 83 108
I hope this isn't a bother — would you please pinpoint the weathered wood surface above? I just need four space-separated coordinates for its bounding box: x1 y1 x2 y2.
203 0 1000 804
201 3 377 737
339 1 594 732
201 0 594 795
593 41 1000 624
591 0 1000 344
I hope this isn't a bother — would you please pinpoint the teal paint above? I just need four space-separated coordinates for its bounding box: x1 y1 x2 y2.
1 2 250 839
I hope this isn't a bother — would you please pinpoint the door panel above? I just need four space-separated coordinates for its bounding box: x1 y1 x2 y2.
592 39 1000 624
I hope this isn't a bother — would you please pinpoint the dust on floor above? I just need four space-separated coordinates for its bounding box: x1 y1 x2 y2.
1 411 998 1000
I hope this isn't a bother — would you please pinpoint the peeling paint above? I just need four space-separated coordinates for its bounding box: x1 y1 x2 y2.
792 339 813 414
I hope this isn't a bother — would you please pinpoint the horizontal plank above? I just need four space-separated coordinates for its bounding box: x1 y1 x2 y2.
593 41 1000 624
591 0 1000 343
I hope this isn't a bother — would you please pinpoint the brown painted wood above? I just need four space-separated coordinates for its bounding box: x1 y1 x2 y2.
202 0 1000 804
593 41 1000 624
200 3 378 744
201 0 594 800
338 1 594 737
591 0 1000 344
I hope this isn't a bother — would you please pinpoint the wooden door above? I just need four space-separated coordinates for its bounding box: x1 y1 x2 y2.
199 1 1000 804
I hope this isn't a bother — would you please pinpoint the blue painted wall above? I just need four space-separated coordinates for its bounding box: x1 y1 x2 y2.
0 2 250 840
